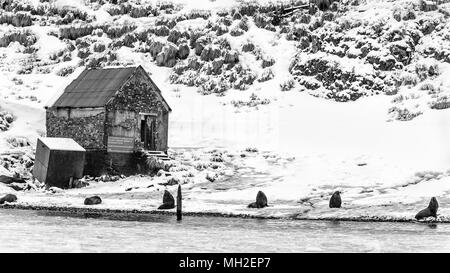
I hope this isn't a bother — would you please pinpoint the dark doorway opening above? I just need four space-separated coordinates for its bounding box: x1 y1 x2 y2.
140 116 156 150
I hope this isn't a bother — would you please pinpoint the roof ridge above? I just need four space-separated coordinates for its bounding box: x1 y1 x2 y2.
50 66 138 108
87 65 139 70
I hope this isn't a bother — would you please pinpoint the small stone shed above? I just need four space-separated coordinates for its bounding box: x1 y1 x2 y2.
33 137 85 188
45 65 171 175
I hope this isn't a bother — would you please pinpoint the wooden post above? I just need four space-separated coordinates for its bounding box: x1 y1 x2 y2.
176 184 182 221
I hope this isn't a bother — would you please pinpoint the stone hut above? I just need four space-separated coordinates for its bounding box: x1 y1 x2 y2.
46 65 171 175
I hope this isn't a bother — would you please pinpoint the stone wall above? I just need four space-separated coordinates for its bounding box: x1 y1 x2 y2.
46 109 106 150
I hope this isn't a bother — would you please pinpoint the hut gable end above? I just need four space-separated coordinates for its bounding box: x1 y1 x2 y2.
46 65 170 159
106 66 168 115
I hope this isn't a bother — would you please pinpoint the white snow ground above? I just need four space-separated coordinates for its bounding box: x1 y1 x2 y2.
1 0 450 221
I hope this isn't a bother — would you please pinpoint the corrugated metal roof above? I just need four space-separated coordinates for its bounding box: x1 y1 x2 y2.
51 67 137 108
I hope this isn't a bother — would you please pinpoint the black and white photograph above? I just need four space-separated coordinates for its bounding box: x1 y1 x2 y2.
0 0 450 257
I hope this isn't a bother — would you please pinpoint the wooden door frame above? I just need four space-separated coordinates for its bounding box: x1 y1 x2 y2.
139 113 157 151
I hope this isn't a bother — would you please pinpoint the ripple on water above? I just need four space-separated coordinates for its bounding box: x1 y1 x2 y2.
1 209 450 252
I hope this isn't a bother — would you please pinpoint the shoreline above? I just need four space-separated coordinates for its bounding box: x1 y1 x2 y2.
0 203 446 224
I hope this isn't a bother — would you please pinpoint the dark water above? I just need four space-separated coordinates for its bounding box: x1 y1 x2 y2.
0 209 449 252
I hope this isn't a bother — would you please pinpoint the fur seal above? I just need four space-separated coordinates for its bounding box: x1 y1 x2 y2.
415 197 438 220
329 191 341 208
158 190 175 209
84 196 102 205
248 191 268 208
0 194 17 204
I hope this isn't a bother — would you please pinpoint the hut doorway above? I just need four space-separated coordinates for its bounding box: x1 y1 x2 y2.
140 115 156 150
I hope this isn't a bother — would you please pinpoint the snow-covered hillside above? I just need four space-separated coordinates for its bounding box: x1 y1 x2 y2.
1 0 450 220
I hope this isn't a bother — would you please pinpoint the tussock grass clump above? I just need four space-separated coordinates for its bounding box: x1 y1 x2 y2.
280 78 296 91
0 110 14 131
0 29 37 47
55 66 75 77
415 60 440 81
102 23 137 39
107 3 158 18
258 68 275 82
419 82 437 93
396 72 419 87
430 96 450 110
0 11 32 27
186 9 211 20
59 24 94 40
388 106 423 121
231 93 270 108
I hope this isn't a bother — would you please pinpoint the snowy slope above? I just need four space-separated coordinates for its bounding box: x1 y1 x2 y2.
1 0 450 220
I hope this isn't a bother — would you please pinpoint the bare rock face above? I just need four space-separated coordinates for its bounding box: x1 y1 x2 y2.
0 194 17 204
248 191 268 208
329 191 341 208
156 43 178 67
415 197 439 220
84 196 102 205
158 190 175 209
